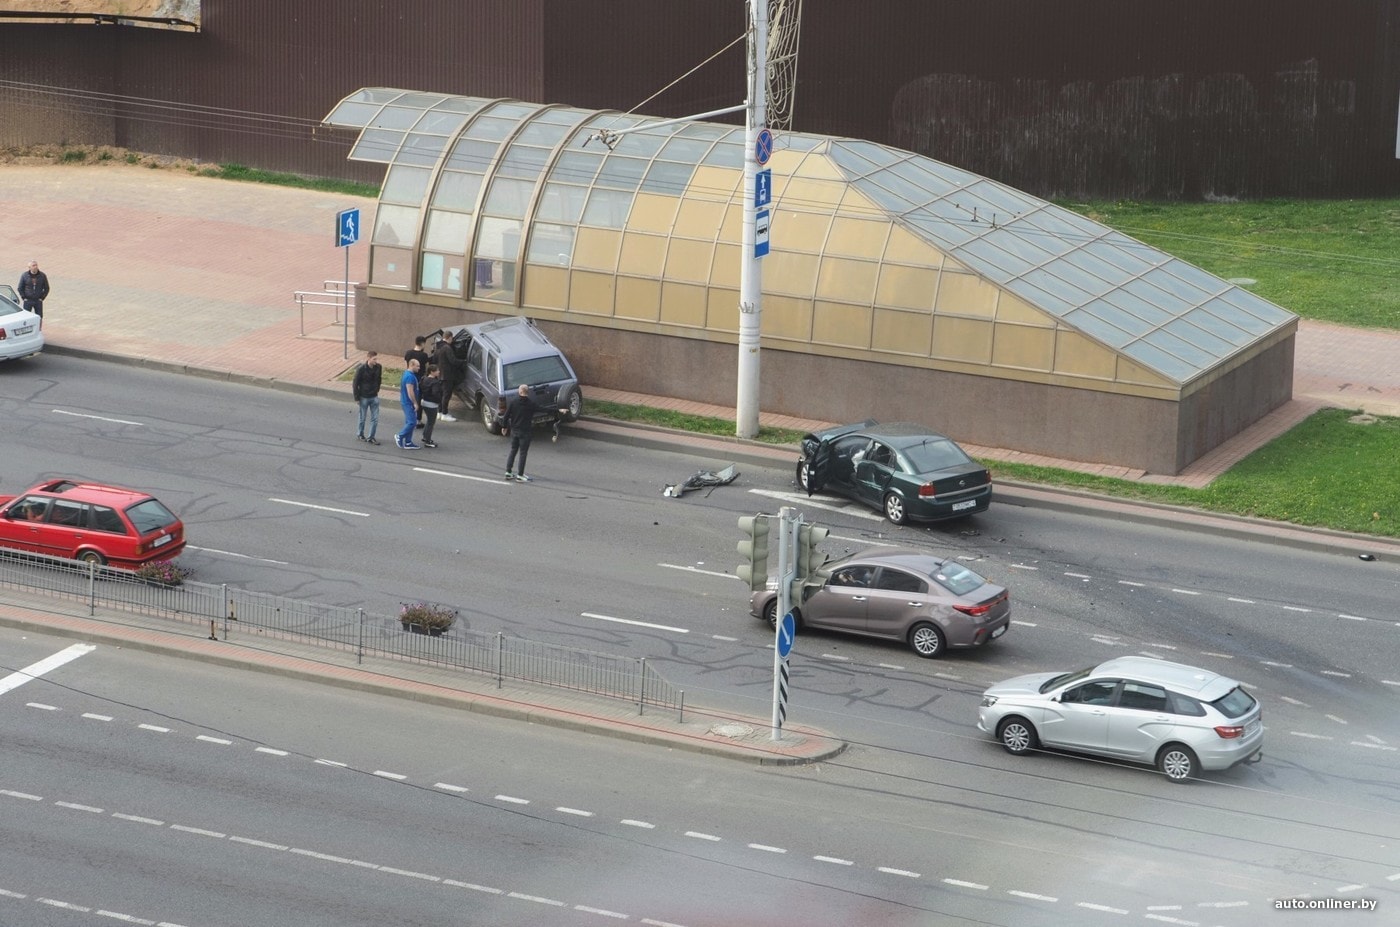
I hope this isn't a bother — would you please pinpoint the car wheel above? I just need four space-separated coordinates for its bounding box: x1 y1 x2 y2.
883 492 907 525
77 550 107 567
797 460 815 492
1156 744 1199 783
997 717 1038 755
561 386 583 422
762 597 779 627
479 394 500 434
908 621 945 658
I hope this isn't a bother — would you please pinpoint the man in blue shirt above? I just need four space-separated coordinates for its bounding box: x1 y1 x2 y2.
396 358 422 449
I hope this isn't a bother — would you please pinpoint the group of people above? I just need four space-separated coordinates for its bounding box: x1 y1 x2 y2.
351 331 565 482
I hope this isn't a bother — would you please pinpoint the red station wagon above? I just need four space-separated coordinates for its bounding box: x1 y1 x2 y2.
0 479 185 567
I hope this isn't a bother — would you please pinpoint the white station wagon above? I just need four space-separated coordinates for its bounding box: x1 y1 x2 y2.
0 283 43 362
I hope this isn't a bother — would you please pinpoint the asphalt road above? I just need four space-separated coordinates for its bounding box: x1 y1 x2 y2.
4 356 1400 924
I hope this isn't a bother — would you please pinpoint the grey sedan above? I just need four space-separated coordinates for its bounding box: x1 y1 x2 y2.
748 548 1010 659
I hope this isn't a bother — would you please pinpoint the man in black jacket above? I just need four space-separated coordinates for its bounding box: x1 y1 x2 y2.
352 350 383 444
18 260 49 317
503 385 567 482
432 330 465 421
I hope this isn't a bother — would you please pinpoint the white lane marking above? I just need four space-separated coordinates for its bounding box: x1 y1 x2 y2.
112 814 163 825
1011 564 1040 571
1352 742 1398 751
378 866 439 882
1326 715 1348 725
0 643 97 695
1383 680 1400 687
40 898 93 913
1336 884 1367 893
575 904 628 919
877 662 905 670
1170 588 1201 596
508 892 564 906
685 832 721 841
96 910 157 924
944 879 988 890
1147 642 1177 650
711 634 739 642
581 612 689 634
1065 572 1091 579
435 783 469 793
187 546 289 565
54 409 143 426
1289 732 1332 740
268 498 371 517
1278 696 1309 707
556 807 594 817
1077 901 1128 914
27 703 58 711
1 790 42 801
659 563 735 579
1144 916 1198 925
1321 670 1351 677
196 735 232 745
621 819 655 829
373 771 407 780
1261 661 1293 668
1282 606 1311 613
413 467 509 486
1118 580 1144 587
229 836 287 850
878 867 920 878
495 795 529 804
641 919 691 927
748 844 786 854
814 855 854 865
934 672 961 681
1366 734 1389 745
443 880 503 894
83 713 113 721
748 488 883 521
55 802 103 813
821 653 851 662
1338 613 1367 622
290 848 355 864
1147 905 1182 911
1201 651 1234 659
255 747 289 756
1009 890 1059 902
1386 873 1400 882
1227 597 1255 604
1012 620 1038 627
170 825 225 838
315 759 348 767
0 888 25 897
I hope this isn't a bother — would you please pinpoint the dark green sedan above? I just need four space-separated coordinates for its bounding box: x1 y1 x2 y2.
797 421 992 525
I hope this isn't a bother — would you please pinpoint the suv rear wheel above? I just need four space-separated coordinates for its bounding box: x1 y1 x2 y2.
479 394 501 434
561 386 583 422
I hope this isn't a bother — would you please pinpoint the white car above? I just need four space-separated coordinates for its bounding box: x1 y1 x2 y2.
0 283 43 362
977 656 1263 782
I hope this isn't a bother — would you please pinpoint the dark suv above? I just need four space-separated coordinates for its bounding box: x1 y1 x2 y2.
426 316 583 433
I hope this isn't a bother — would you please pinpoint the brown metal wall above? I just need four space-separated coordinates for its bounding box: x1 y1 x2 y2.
1 0 1396 198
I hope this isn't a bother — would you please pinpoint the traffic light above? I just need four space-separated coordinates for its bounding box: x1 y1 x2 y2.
737 514 771 592
787 521 829 603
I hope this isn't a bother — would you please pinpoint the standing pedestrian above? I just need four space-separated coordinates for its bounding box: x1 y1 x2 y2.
403 336 431 428
432 329 465 422
17 260 49 318
419 363 443 448
503 384 567 482
352 350 383 445
396 358 422 449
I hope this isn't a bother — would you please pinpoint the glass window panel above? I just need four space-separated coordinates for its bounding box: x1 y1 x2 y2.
884 158 958 198
326 100 379 126
857 171 928 212
1080 302 1152 337
430 171 482 211
677 122 728 141
482 101 536 120
1214 289 1291 328
370 245 411 288
476 217 522 261
1201 297 1271 336
1085 236 1155 275
423 210 474 252
1059 245 1129 287
1035 257 1116 301
906 211 976 249
396 132 447 167
1131 337 1199 380
659 136 712 163
1164 317 1236 358
1142 328 1214 369
421 252 466 294
414 110 469 136
484 178 534 219
516 120 571 147
780 133 824 152
372 204 421 247
470 115 517 142
1119 279 1179 324
958 238 1035 278
1151 261 1221 303
702 140 744 168
350 127 402 163
1017 204 1099 243
369 105 420 130
620 130 668 158
582 188 635 229
835 140 903 172
382 165 432 206
553 150 604 186
595 156 648 191
445 138 498 172
959 179 1039 217
1062 306 1135 347
1018 270 1092 312
528 224 575 264
640 160 696 195
536 183 588 224
394 92 448 109
499 145 551 180
433 97 483 115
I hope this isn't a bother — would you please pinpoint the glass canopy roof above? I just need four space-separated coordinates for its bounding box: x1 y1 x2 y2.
324 88 1295 385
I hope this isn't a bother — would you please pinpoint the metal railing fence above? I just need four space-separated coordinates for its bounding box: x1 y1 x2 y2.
0 550 683 718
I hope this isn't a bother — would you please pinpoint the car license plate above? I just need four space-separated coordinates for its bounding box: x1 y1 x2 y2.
952 499 977 511
152 534 172 548
15 326 33 335
1245 719 1260 735
991 625 1007 638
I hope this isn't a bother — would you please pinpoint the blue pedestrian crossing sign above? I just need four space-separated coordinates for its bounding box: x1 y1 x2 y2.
337 208 360 248
777 612 796 658
754 169 772 209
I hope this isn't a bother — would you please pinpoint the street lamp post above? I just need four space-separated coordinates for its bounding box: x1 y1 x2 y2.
736 0 768 440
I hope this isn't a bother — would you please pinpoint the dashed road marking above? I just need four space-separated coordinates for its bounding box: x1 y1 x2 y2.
944 879 988 890
879 867 920 878
1170 588 1201 596
582 612 689 634
268 498 371 517
1008 890 1058 902
814 855 854 865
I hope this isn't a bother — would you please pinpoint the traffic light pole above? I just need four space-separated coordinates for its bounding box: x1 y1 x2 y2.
772 506 797 738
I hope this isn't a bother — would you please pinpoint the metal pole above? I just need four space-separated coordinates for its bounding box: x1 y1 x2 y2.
343 246 350 360
736 0 769 439
772 505 794 737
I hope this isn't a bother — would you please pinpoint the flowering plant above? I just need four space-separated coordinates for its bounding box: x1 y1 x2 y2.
135 559 190 586
400 601 457 631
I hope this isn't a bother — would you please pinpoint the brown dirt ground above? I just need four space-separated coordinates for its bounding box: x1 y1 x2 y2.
0 143 212 174
2 2 172 17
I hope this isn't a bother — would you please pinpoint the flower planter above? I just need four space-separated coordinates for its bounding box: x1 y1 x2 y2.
402 621 445 637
